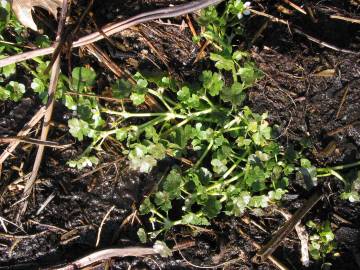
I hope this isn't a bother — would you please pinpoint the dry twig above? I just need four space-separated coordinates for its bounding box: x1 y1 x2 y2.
18 0 69 219
53 241 195 270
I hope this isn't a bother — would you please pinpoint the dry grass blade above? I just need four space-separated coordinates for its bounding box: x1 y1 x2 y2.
0 136 70 148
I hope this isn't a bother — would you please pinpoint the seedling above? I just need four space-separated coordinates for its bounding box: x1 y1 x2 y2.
307 220 337 267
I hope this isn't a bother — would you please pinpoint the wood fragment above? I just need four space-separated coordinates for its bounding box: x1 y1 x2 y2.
281 0 307 14
95 206 116 247
313 69 336 77
330 15 360 25
336 85 350 119
278 209 310 267
327 121 360 136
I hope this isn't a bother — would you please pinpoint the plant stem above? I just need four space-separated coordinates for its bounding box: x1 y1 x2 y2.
148 89 174 112
194 139 214 169
327 160 360 171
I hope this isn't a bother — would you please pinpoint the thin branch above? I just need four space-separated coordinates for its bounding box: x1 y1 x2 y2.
0 136 70 148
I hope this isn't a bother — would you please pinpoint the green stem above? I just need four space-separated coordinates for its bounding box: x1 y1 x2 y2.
163 108 215 135
152 209 166 221
138 115 168 131
148 88 174 112
194 139 214 169
201 95 215 108
206 172 243 192
328 160 360 171
222 158 242 179
102 109 186 120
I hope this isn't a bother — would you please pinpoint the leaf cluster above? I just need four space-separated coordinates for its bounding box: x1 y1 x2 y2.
307 220 336 262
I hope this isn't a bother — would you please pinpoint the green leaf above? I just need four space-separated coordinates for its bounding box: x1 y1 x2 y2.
153 241 172 258
187 94 200 109
6 81 25 101
163 169 182 198
210 52 234 71
148 143 166 160
227 191 251 216
177 86 190 101
112 79 132 98
201 70 224 97
221 82 245 106
145 126 159 143
137 228 147 243
72 66 96 92
0 86 10 100
268 188 287 201
249 195 269 208
232 50 248 61
300 158 312 168
1 62 15 78
31 78 45 94
35 35 51 48
211 158 227 174
202 196 222 218
248 121 258 133
340 191 360 202
238 62 261 86
134 72 148 88
139 197 154 215
181 213 210 226
306 220 318 229
154 191 172 212
130 92 145 105
68 118 90 141
236 136 252 147
116 128 127 141
64 95 77 110
130 154 157 173
67 155 99 170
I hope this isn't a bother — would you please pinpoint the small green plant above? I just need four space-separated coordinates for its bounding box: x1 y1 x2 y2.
1 0 359 246
0 0 53 102
307 220 336 266
197 0 256 83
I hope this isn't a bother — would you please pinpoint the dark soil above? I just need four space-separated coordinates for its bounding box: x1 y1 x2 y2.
0 0 360 269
